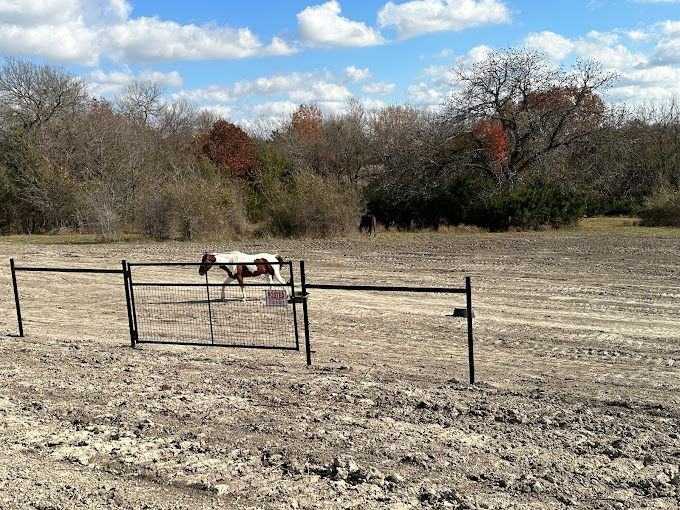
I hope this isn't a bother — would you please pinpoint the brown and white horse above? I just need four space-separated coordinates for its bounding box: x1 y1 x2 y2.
198 251 287 301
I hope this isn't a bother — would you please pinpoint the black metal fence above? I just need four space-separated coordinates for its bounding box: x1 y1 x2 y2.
126 261 301 353
297 261 475 383
10 258 474 380
10 258 130 339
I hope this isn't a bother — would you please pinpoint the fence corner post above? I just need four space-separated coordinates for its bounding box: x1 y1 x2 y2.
10 258 24 337
300 260 312 366
122 260 136 347
466 276 474 384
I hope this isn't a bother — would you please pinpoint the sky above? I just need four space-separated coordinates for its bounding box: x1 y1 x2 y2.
2 0 680 130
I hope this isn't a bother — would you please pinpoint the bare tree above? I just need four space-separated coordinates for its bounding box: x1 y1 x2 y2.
323 99 370 186
114 79 167 126
157 99 201 150
0 56 88 131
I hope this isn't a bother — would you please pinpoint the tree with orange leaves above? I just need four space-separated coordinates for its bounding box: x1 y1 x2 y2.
448 48 616 181
190 120 261 187
472 120 508 176
292 103 322 141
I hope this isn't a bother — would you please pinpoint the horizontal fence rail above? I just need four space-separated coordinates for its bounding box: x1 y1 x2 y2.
11 266 124 274
304 283 467 293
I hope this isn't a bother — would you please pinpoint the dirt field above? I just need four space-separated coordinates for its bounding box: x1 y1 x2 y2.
1 227 679 509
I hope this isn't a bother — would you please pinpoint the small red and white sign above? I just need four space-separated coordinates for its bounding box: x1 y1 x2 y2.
265 289 288 307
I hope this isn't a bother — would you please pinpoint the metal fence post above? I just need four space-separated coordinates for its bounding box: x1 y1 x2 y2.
287 261 301 352
466 276 475 384
300 260 312 366
126 263 139 346
204 271 215 345
122 260 136 347
10 259 23 337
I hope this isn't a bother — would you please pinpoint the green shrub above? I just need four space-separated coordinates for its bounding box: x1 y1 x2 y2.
473 177 588 231
364 173 488 230
639 191 680 227
584 195 640 217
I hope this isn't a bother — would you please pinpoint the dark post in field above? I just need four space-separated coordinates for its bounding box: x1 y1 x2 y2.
10 259 23 337
204 270 215 345
300 260 312 366
466 276 475 384
122 260 136 347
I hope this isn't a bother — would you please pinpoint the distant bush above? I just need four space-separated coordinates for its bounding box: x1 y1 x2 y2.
364 173 588 232
136 186 172 240
261 172 361 237
472 177 588 231
584 195 640 217
639 191 680 227
171 178 248 241
364 172 487 230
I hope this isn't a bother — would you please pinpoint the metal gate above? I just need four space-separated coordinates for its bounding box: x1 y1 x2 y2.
124 261 305 357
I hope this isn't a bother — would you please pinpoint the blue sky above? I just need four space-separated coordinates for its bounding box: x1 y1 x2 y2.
2 0 680 130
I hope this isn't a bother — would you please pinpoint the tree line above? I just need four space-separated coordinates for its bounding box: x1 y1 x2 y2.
1 49 679 240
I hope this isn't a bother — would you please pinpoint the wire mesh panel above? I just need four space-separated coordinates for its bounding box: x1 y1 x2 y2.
128 262 299 350
128 283 214 345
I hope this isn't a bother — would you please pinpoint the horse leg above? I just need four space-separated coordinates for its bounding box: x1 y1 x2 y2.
221 276 235 300
236 273 247 301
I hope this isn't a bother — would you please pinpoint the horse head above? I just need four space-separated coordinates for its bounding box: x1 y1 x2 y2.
199 253 217 276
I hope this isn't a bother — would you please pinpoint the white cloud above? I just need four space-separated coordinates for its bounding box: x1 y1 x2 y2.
518 26 680 103
650 21 680 64
342 65 372 83
377 0 511 40
137 70 184 87
625 29 655 42
421 64 455 88
465 44 494 64
289 81 352 103
235 102 298 135
360 97 389 111
173 85 233 104
0 0 81 25
297 1 385 47
0 22 100 66
652 38 680 64
0 1 296 66
172 70 354 107
660 20 680 35
104 17 296 63
200 104 232 120
406 82 445 107
525 31 574 60
422 48 455 60
525 30 648 69
232 72 333 99
80 0 132 23
248 101 300 117
362 82 396 95
86 68 184 97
